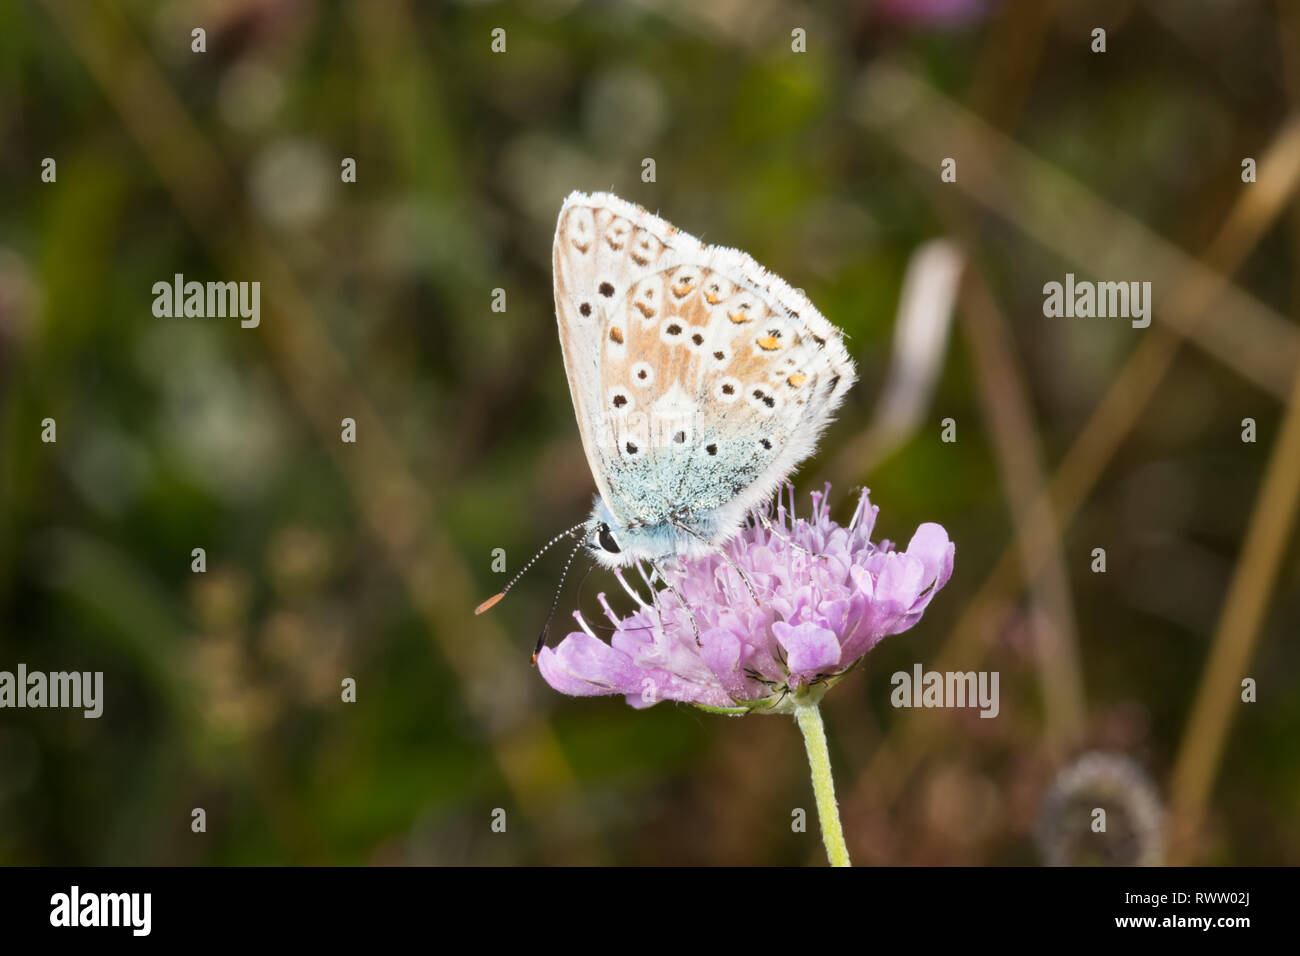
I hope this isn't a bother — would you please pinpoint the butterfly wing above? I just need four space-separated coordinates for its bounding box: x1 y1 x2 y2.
553 192 676 523
553 191 856 547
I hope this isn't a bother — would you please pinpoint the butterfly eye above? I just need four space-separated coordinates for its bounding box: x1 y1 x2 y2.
597 523 621 554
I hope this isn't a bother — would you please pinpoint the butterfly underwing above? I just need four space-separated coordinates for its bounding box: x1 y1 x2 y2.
552 191 857 568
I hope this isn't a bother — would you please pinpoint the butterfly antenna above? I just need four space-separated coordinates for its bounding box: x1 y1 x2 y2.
532 536 586 666
474 520 587 615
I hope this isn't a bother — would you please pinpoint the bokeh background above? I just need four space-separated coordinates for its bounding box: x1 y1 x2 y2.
2 0 1298 865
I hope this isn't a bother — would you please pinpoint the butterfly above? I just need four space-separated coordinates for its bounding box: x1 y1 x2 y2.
476 191 856 650
552 191 857 566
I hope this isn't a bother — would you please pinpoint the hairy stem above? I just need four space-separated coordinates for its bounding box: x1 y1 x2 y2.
794 698 851 867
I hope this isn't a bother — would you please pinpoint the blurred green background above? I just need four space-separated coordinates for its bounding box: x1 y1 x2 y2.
1 0 1298 865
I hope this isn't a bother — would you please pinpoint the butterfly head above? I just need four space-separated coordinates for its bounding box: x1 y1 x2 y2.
583 494 727 568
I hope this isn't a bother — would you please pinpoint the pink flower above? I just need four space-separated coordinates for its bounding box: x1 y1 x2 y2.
538 486 954 714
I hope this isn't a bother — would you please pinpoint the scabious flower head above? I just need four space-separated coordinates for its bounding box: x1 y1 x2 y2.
537 486 954 715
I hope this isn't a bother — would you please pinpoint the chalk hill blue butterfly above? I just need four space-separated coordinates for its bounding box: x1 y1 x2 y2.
552 191 856 566
476 192 856 649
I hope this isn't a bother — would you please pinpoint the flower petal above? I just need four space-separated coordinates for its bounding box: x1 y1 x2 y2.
536 632 646 698
904 522 955 595
772 620 842 679
698 626 754 700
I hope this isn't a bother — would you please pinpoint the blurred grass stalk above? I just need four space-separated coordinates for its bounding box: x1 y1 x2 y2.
1166 316 1300 862
830 239 962 478
959 267 1087 753
40 0 595 862
837 235 1089 752
854 60 1300 399
830 234 1089 756
849 60 1300 855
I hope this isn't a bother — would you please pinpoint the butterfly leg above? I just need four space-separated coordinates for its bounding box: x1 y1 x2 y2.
670 518 761 607
635 561 671 625
648 558 702 646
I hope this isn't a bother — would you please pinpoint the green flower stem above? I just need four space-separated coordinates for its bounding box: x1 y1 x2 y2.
794 697 851 867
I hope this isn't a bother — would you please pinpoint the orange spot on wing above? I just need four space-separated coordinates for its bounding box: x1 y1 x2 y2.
728 310 751 324
757 335 782 351
787 373 807 388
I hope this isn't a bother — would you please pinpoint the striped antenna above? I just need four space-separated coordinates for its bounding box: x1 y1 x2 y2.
531 535 587 666
474 520 588 615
